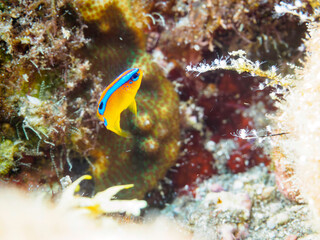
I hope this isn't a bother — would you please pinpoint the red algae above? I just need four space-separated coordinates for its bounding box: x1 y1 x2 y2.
0 0 309 207
168 131 216 190
227 138 269 174
1 0 319 239
164 68 272 193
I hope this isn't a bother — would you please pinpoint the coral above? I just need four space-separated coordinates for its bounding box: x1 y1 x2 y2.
2 1 320 238
273 22 320 230
91 58 180 199
179 2 320 234
142 0 306 196
68 0 305 200
163 166 314 239
275 1 320 23
187 50 294 89
67 0 180 199
0 184 190 240
180 69 271 174
272 146 302 203
166 64 271 191
155 0 305 69
0 0 180 201
2 2 318 232
73 0 149 35
153 54 273 196
159 61 273 193
72 0 153 70
59 175 147 216
0 0 92 190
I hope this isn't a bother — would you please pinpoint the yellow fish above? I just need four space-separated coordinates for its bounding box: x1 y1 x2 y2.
97 68 143 137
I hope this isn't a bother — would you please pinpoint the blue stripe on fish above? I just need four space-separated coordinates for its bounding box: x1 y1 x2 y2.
98 68 139 116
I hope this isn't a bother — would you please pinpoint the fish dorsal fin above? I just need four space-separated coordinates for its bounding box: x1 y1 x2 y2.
128 99 137 116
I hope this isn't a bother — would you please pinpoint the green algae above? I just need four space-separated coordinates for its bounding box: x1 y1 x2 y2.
0 140 18 175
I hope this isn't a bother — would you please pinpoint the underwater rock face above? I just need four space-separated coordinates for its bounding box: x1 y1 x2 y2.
150 0 305 194
2 0 320 238
0 0 310 210
162 166 314 239
272 146 302 203
0 0 90 189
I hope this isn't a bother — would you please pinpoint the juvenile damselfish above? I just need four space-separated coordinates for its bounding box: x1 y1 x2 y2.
97 68 143 137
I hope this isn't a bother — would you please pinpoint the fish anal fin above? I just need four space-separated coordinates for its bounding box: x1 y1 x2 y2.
108 114 131 138
116 130 131 138
128 99 137 116
109 126 131 138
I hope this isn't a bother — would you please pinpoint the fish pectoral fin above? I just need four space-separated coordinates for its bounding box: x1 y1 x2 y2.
128 99 137 116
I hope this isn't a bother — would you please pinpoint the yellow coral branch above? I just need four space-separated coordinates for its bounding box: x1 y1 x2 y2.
58 175 147 217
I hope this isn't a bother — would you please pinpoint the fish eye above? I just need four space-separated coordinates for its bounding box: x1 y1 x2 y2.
99 102 103 110
131 72 139 81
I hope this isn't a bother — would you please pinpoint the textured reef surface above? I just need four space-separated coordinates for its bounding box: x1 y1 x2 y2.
162 165 314 239
0 0 180 199
1 0 320 239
